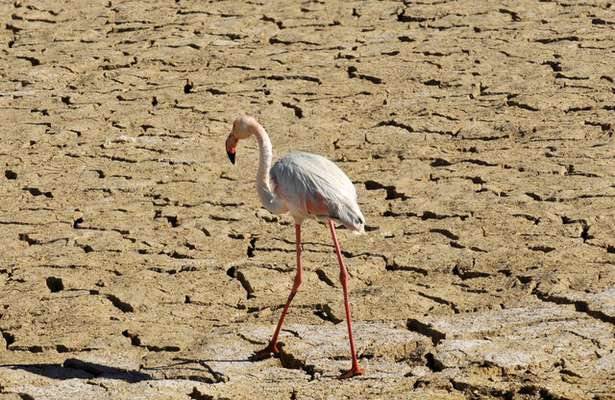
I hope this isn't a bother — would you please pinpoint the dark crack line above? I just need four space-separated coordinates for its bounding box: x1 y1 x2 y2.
313 303 343 324
415 290 460 313
406 319 445 345
226 266 255 299
281 101 304 118
533 289 614 325
278 347 318 380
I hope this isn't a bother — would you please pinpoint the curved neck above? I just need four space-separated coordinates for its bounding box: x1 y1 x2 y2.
254 124 273 188
253 124 285 214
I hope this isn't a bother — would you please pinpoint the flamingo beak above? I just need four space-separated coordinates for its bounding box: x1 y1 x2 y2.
226 134 238 165
227 149 236 164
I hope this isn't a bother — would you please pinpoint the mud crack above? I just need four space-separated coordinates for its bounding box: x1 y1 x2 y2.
533 289 614 325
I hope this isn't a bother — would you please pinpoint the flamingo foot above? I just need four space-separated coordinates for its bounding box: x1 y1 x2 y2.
339 364 364 379
250 342 281 361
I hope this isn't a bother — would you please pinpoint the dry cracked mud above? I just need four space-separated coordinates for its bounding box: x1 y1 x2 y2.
1 1 614 399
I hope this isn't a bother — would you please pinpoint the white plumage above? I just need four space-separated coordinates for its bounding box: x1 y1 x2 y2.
271 151 365 232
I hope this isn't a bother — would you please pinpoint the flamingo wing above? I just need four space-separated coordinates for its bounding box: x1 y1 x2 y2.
270 152 365 232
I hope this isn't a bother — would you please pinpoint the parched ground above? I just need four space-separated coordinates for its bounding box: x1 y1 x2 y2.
1 1 614 399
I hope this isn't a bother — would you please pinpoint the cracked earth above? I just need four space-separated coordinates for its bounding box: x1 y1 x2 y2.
1 0 614 399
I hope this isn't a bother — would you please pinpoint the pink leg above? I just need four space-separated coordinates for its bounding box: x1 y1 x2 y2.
252 224 303 360
328 220 363 379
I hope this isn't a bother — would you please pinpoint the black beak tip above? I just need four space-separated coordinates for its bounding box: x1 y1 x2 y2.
227 151 235 165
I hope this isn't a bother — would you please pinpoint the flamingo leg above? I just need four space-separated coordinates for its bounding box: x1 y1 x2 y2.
328 220 363 379
252 224 303 360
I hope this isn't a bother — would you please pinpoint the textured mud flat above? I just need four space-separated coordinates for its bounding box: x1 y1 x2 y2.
1 1 614 399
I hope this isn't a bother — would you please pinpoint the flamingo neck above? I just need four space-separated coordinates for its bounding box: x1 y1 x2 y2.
253 124 285 214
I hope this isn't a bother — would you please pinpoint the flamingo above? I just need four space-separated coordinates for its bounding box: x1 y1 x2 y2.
225 115 365 378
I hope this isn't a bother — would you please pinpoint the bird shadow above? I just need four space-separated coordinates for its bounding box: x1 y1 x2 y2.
1 356 257 384
1 358 152 383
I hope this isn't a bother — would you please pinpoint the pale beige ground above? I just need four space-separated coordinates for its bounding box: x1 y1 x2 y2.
0 1 614 399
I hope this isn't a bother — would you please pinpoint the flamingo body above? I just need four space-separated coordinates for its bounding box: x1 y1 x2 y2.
271 151 365 232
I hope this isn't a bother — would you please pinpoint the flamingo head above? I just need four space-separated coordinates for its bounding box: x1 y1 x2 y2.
226 115 258 164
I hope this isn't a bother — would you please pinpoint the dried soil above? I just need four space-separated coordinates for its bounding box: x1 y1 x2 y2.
1 1 614 399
